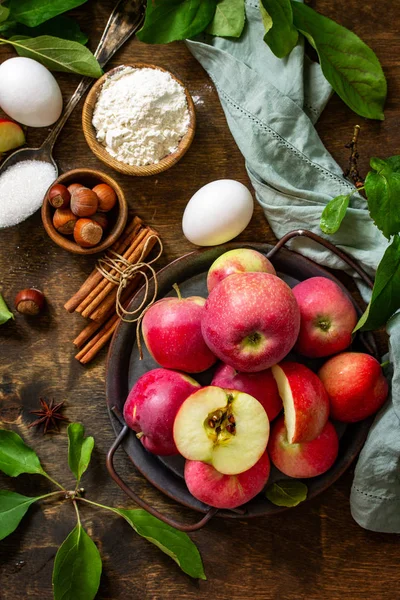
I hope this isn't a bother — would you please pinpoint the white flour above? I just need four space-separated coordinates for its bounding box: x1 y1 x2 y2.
92 67 190 167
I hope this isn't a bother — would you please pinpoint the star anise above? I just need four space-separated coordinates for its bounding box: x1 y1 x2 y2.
28 398 68 434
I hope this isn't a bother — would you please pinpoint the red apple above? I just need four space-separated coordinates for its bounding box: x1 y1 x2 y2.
0 119 25 153
211 363 282 422
201 272 300 372
184 453 271 509
268 416 339 478
318 352 389 422
123 368 201 455
207 248 276 292
142 285 217 373
173 385 270 475
271 362 329 443
292 277 357 358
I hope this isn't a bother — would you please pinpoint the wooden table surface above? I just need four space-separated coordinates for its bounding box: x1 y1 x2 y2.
1 1 399 598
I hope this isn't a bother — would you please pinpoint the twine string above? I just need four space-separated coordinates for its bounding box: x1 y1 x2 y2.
96 234 163 328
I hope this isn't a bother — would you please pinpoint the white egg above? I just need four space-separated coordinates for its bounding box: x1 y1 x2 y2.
0 57 63 127
182 179 254 246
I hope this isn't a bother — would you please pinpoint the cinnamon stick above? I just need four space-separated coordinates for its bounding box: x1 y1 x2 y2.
64 216 143 313
76 226 148 315
75 313 119 363
81 228 156 320
88 233 158 322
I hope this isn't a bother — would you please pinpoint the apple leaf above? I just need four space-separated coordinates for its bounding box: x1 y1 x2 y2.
291 1 387 120
115 508 206 580
0 5 9 24
0 429 46 477
67 423 94 484
137 0 217 44
0 293 14 325
365 156 400 239
0 490 41 540
53 524 102 600
320 194 351 235
206 0 245 38
266 480 308 507
354 234 400 332
261 0 298 58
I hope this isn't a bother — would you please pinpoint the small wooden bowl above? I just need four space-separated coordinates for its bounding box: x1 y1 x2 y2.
41 168 128 255
82 64 196 176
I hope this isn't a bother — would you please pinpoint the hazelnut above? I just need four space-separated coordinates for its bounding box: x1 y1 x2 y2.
92 183 117 212
91 212 109 231
48 184 70 209
53 208 78 235
15 288 45 316
67 182 84 195
74 218 103 248
71 187 98 217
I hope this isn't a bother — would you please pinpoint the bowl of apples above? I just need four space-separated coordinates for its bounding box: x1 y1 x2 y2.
105 230 388 531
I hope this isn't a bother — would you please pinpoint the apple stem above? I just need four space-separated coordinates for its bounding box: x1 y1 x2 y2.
172 283 182 300
380 360 390 369
136 432 144 440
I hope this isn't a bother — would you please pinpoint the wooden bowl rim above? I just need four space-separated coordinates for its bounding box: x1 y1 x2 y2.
41 168 128 255
82 64 196 177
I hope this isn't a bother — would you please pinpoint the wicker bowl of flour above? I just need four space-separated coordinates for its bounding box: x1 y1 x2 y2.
82 64 196 177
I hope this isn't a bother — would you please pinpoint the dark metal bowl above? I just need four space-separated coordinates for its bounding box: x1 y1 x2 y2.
105 230 376 531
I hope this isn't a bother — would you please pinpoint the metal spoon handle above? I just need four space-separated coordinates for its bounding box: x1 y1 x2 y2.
42 0 145 154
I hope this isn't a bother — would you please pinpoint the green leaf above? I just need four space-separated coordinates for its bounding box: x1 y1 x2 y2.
0 490 40 540
53 524 102 600
364 156 400 239
259 2 272 33
0 5 10 24
2 35 102 77
0 429 45 477
67 423 94 484
261 0 298 58
320 194 351 235
8 0 88 28
12 16 88 44
266 480 308 507
354 234 400 332
137 0 217 44
291 1 387 120
115 508 206 580
206 0 245 38
0 293 14 325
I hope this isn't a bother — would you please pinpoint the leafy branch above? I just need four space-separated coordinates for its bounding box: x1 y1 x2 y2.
0 425 206 600
319 127 400 333
0 0 102 77
137 0 387 121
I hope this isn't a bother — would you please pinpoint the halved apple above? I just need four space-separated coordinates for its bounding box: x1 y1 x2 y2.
271 362 329 444
0 119 25 153
173 386 269 475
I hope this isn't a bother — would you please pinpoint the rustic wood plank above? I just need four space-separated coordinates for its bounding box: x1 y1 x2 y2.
1 1 399 599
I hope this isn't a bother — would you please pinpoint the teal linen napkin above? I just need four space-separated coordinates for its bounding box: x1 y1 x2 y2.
186 0 400 532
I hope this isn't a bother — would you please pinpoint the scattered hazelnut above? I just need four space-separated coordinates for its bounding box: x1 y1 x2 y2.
91 212 109 231
92 183 117 212
15 289 45 316
71 187 98 217
74 218 103 248
48 184 71 209
67 182 84 195
53 208 78 235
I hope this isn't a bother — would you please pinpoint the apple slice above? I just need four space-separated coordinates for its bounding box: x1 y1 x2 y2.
271 362 329 444
173 386 269 475
268 416 339 478
184 453 270 509
0 119 25 153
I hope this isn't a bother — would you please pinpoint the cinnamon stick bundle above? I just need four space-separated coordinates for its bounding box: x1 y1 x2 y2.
64 215 161 364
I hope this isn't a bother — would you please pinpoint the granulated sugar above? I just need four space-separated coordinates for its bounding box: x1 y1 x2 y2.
92 66 190 167
0 160 56 228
